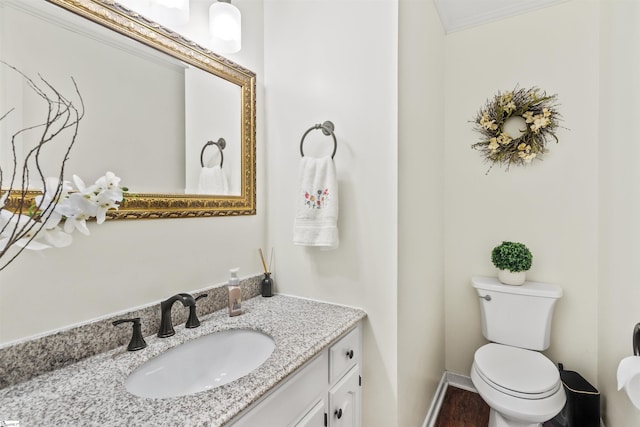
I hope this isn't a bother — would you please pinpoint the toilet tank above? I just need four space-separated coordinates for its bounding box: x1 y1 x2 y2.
472 276 562 351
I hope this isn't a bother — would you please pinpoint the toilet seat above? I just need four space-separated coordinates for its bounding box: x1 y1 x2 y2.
474 343 561 400
471 361 566 424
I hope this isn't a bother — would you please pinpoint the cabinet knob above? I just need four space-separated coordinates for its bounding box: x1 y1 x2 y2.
335 408 343 419
346 349 354 359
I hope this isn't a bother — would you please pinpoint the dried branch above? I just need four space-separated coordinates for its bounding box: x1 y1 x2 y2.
0 61 84 271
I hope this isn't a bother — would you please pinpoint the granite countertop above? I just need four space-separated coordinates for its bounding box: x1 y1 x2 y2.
0 295 366 426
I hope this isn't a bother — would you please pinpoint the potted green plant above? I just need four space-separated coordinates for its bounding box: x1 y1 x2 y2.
491 241 533 285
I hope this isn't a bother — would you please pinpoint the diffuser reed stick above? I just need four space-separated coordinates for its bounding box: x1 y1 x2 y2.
258 248 269 273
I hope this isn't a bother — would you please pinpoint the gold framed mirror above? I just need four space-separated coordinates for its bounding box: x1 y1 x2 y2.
2 0 255 219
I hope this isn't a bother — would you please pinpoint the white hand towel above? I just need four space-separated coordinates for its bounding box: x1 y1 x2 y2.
196 165 229 195
293 156 339 249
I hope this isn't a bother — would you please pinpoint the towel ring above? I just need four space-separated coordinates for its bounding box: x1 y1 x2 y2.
200 138 226 168
634 323 640 356
300 121 337 159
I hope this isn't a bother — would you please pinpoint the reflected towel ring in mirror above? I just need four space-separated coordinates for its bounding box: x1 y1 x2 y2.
200 138 226 168
300 120 337 159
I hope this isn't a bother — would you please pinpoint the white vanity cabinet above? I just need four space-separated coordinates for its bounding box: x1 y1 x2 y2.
229 323 362 427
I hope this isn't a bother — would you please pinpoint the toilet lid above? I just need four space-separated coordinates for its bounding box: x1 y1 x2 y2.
474 343 561 399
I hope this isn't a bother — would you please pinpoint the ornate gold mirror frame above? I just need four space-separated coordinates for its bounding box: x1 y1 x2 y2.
23 0 256 219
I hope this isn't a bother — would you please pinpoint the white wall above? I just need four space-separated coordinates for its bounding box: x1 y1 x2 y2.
0 0 266 344
598 0 640 424
443 0 600 384
398 0 445 426
263 0 398 425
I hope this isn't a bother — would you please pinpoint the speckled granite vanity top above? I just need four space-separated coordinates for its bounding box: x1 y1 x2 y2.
0 295 366 426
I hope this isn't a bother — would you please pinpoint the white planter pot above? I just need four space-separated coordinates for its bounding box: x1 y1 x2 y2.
498 269 526 286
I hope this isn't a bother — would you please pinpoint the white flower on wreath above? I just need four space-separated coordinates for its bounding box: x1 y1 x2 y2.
517 143 536 162
497 133 512 145
519 151 537 163
523 111 535 123
480 112 498 131
531 116 551 133
500 92 513 103
523 110 552 133
498 92 517 115
504 101 517 114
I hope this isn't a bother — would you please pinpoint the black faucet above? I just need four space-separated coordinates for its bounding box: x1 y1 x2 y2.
158 293 196 338
112 317 147 351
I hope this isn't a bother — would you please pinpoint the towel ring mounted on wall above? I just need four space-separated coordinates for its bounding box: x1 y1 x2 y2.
634 322 640 356
200 138 226 168
300 121 337 159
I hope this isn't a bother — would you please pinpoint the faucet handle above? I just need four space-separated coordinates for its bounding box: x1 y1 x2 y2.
112 317 147 351
186 294 208 329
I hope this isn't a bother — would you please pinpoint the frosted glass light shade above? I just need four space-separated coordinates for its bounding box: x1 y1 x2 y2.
209 1 241 53
150 0 189 27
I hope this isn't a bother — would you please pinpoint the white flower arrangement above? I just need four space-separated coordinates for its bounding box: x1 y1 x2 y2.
0 172 125 252
0 62 126 271
472 87 561 172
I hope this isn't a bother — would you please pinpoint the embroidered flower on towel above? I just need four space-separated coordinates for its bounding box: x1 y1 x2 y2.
304 189 330 209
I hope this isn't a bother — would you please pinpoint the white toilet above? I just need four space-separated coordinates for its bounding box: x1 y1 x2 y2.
470 276 566 427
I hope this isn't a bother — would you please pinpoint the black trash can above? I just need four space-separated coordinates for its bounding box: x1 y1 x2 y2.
549 363 600 427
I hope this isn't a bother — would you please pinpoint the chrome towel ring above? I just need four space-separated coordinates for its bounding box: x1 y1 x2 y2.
300 121 337 159
200 138 226 168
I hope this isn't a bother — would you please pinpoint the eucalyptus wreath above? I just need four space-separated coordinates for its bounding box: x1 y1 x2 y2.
472 87 561 172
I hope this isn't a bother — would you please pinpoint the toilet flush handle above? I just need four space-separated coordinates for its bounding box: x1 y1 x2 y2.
479 295 492 302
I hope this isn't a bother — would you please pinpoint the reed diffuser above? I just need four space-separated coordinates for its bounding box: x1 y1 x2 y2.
258 248 273 297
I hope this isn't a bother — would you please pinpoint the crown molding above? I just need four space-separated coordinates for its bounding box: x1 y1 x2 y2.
433 0 569 34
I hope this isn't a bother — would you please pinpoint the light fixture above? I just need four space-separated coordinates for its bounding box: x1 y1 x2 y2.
209 0 241 54
150 0 190 28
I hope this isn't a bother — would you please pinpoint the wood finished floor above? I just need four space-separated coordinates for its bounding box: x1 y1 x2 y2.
434 386 490 427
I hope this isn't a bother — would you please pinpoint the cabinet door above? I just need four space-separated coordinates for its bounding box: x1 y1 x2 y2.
293 399 326 427
229 352 328 427
328 366 360 427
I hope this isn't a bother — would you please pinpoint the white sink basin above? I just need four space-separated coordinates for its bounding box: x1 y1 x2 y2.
125 329 275 398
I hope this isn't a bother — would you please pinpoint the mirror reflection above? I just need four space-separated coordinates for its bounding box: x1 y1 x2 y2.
0 0 255 218
184 66 241 195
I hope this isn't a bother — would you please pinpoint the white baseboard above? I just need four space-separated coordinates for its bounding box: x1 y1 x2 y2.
421 371 477 427
443 371 476 392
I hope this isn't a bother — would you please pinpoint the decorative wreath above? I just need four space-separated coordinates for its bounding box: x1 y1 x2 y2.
472 87 561 171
